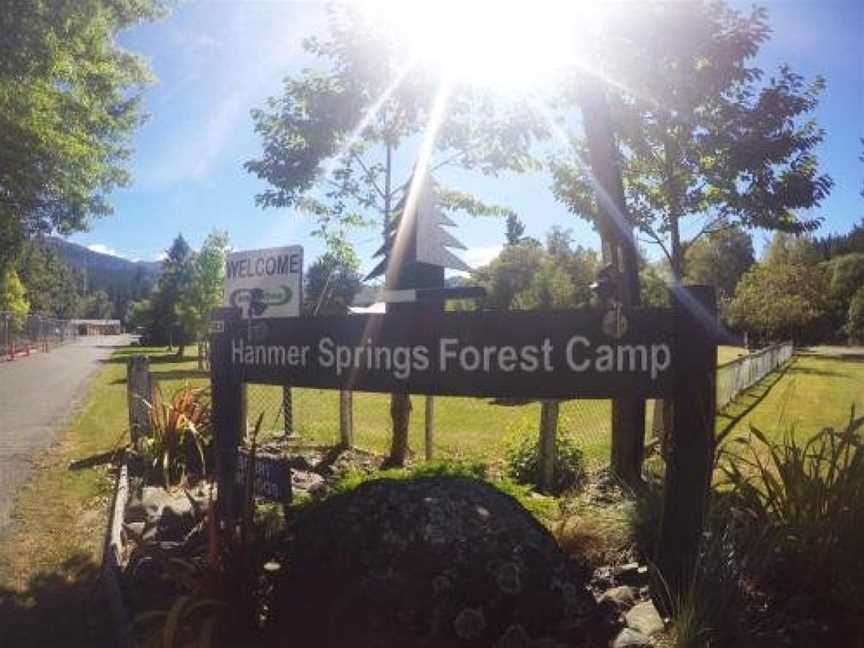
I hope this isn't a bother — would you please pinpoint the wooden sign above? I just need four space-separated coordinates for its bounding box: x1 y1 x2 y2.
235 449 292 503
211 308 676 399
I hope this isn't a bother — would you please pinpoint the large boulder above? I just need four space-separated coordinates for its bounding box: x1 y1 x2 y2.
267 476 607 647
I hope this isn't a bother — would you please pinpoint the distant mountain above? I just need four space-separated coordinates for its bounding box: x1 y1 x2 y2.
46 237 162 276
45 237 161 315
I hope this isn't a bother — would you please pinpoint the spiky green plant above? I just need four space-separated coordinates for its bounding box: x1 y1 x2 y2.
658 512 775 648
141 384 212 487
719 410 864 637
130 413 286 647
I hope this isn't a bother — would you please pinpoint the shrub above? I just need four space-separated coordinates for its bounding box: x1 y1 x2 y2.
719 412 864 638
141 384 212 487
505 432 587 496
330 459 558 522
847 285 864 343
664 506 775 648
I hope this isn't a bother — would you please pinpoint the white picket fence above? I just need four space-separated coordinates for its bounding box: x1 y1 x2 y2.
716 342 794 409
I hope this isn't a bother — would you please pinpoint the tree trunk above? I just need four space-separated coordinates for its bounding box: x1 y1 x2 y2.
339 389 354 449
670 214 684 281
579 75 645 488
424 396 434 461
539 400 560 493
386 393 411 466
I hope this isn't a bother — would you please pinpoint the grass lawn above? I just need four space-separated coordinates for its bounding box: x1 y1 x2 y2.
0 345 206 645
0 341 852 644
247 384 615 465
717 349 864 443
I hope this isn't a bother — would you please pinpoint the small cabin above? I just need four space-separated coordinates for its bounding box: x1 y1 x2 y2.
70 319 123 336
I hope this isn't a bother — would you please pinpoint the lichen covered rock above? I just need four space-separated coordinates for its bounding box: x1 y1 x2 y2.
267 476 607 647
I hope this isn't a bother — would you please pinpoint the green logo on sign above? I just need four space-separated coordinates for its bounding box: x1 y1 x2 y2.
230 286 293 316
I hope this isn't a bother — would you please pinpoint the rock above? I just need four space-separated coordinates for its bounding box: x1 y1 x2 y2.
125 486 206 542
615 562 649 586
266 476 609 647
599 585 637 609
625 601 664 637
612 627 652 647
291 470 326 496
592 566 615 590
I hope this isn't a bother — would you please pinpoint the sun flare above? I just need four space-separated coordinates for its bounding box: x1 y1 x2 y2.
357 0 598 89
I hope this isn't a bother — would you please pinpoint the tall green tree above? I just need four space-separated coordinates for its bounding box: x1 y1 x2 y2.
764 232 822 266
80 289 113 320
551 1 832 281
15 241 83 318
178 230 229 364
814 218 864 259
246 4 543 465
847 287 864 344
727 256 831 344
505 214 526 246
828 253 864 306
303 244 362 316
685 225 755 298
0 1 167 269
0 267 30 329
150 235 195 355
474 242 545 310
475 227 599 310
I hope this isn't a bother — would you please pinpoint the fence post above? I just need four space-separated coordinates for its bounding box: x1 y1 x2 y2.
539 400 560 493
654 285 717 612
126 356 153 447
424 396 434 461
283 386 294 437
210 307 244 521
339 389 353 449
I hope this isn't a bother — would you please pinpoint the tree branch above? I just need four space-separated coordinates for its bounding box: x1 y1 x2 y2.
640 225 674 267
350 151 386 202
430 151 465 174
687 215 733 247
325 179 383 213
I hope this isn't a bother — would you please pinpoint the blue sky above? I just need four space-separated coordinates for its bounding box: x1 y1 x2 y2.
72 0 864 273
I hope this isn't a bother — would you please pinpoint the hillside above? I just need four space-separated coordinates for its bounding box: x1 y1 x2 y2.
46 237 162 277
45 238 161 315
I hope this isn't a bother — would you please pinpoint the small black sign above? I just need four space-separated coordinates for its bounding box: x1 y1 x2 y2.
213 308 676 399
236 449 291 503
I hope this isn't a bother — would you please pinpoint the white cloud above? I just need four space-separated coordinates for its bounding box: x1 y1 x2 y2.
462 244 502 268
87 243 125 258
446 244 501 279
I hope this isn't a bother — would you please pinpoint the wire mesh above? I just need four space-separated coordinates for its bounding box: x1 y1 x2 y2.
239 345 792 467
0 312 79 358
242 383 616 465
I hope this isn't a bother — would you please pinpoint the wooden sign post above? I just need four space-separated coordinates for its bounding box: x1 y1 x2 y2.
654 285 717 611
210 307 244 520
210 279 717 605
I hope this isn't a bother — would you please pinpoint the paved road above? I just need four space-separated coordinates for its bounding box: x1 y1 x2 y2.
0 335 131 534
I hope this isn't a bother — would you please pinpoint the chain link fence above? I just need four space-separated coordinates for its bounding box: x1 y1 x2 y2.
716 342 794 410
242 383 615 465
237 344 792 467
1 312 80 359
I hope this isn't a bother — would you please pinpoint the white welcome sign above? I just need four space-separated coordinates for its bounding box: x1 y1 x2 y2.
224 246 303 319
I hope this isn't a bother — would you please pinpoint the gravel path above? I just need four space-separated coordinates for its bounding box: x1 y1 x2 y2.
0 335 131 534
